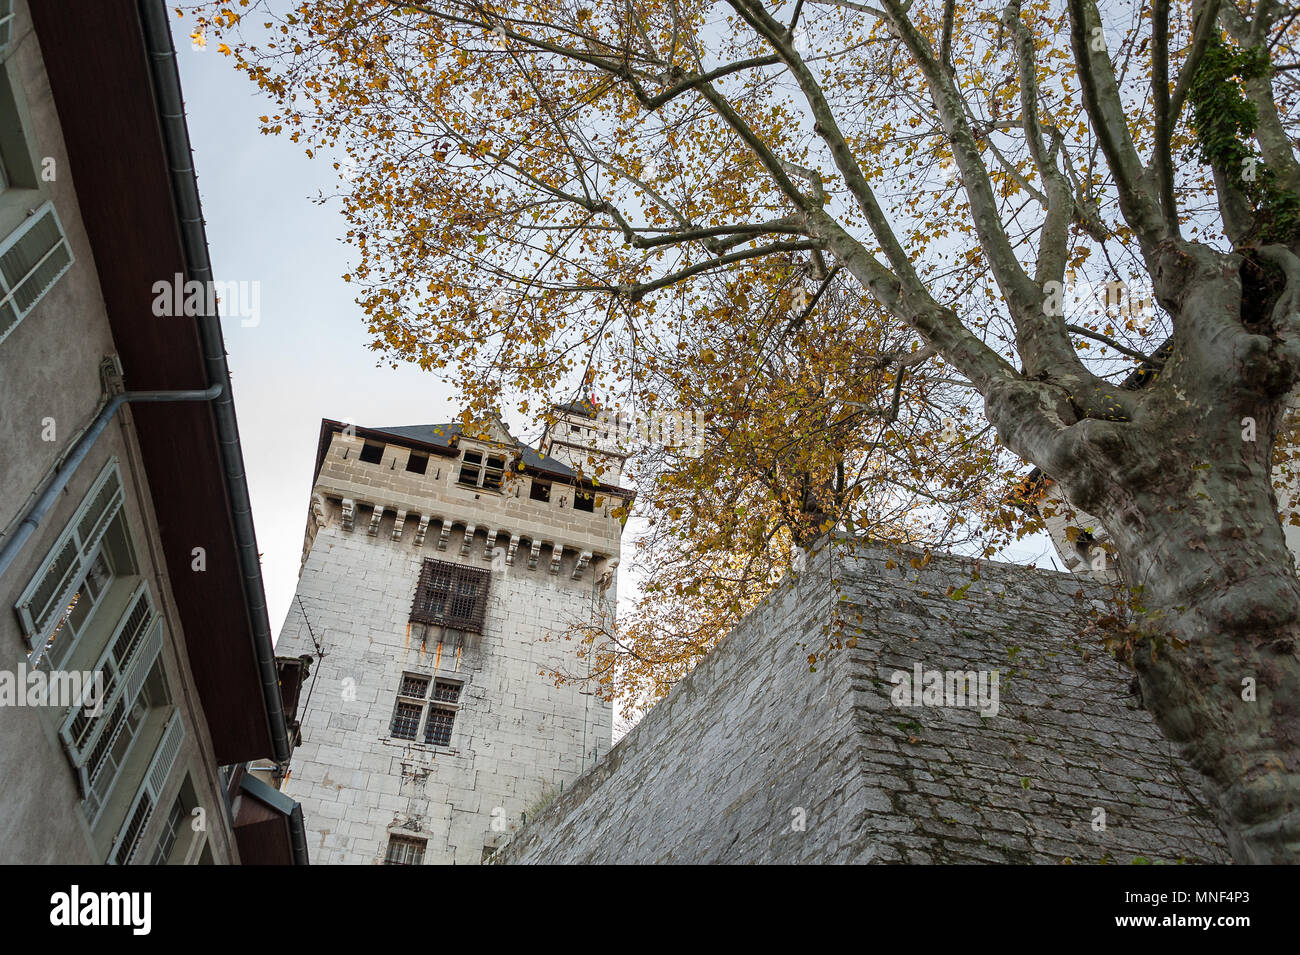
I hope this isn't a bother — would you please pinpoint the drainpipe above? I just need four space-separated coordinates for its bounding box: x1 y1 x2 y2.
137 0 291 765
0 386 221 590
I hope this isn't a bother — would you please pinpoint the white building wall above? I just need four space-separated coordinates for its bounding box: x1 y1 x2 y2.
278 498 616 865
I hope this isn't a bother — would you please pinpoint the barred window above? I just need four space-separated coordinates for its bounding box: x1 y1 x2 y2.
399 674 430 699
410 558 489 633
390 701 422 740
425 708 456 747
384 835 426 865
432 680 461 704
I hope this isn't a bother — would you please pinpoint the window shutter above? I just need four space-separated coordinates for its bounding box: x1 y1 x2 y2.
0 201 75 346
0 1 12 59
16 459 122 649
107 710 185 865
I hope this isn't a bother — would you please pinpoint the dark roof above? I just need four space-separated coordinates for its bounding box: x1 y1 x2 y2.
370 422 579 480
554 398 599 419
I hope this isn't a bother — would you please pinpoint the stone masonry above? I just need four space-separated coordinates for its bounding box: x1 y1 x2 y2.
277 416 625 864
494 538 1230 864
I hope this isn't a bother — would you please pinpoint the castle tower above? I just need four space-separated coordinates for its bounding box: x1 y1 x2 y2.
275 409 628 864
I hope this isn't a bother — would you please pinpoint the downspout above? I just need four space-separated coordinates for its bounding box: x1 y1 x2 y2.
138 0 291 765
289 802 310 865
0 387 221 591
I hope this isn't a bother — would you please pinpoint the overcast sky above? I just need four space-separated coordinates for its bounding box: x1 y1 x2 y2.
169 18 1060 645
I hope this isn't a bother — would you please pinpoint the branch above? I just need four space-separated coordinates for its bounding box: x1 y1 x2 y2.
1169 0 1221 121
614 239 824 301
1066 0 1167 257
1065 324 1161 364
1151 0 1180 235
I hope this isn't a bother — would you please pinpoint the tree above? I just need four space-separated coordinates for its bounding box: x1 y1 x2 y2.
194 0 1300 861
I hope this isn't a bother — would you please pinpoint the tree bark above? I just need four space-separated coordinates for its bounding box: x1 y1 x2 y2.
996 244 1300 863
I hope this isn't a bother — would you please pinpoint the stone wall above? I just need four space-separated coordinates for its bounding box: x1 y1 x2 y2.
494 539 1229 864
278 503 614 865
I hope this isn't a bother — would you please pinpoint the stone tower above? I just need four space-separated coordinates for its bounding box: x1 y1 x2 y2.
276 409 629 864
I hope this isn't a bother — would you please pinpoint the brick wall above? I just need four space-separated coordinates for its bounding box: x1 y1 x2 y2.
493 539 1229 864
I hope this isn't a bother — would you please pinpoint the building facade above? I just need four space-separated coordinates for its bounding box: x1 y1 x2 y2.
0 0 304 864
277 406 628 864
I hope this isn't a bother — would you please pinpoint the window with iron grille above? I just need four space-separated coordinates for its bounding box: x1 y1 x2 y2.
432 680 461 704
399 674 430 699
410 558 489 633
425 707 456 747
390 701 422 740
384 835 426 865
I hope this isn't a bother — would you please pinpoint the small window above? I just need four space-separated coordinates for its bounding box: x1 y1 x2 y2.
425 707 456 747
359 442 384 464
573 491 595 513
530 480 551 502
569 424 580 434
458 451 482 486
482 456 504 491
432 680 461 704
406 451 428 475
384 835 426 865
391 701 422 740
399 674 430 699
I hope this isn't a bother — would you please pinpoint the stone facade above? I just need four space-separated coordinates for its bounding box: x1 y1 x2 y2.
494 539 1229 864
277 419 625 864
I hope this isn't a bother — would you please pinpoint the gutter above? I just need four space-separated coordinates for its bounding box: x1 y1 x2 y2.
137 0 291 765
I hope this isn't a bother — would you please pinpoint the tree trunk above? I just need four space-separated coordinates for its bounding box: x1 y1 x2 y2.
1095 451 1300 864
1000 247 1300 863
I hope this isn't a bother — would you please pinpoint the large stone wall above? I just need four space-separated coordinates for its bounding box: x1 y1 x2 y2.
495 539 1230 864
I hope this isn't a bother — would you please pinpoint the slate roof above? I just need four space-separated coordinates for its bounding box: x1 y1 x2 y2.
368 421 579 480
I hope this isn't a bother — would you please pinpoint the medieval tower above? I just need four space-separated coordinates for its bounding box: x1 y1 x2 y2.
275 402 628 864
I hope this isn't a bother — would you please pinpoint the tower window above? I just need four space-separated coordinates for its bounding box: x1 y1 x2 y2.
359 442 384 464
406 451 428 475
390 702 422 740
410 558 490 633
458 450 505 490
573 491 595 513
457 451 481 486
529 480 551 503
424 708 456 747
432 680 461 704
389 675 463 747
384 835 426 865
